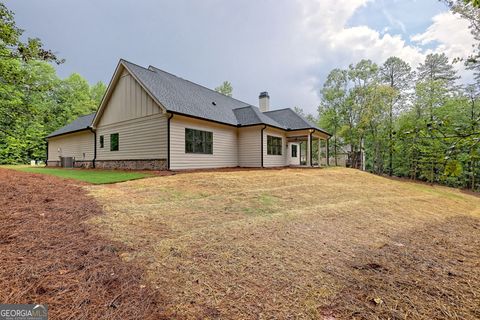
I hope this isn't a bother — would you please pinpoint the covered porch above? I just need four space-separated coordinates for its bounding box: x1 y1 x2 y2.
286 130 329 167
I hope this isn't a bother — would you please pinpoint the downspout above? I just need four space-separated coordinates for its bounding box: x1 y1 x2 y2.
260 125 267 168
90 127 96 168
167 113 174 170
45 139 49 167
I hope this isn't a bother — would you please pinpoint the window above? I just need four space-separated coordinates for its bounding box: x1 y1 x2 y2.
291 144 298 158
267 135 282 155
110 133 119 151
185 128 213 154
99 135 104 148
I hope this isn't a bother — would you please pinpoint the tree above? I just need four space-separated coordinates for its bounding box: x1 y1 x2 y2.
90 81 107 106
417 53 459 86
214 81 233 97
380 57 413 175
363 84 397 174
0 3 63 64
400 53 458 182
0 2 64 164
442 1 480 82
319 68 348 166
465 0 480 8
318 54 478 190
0 2 106 164
346 59 379 169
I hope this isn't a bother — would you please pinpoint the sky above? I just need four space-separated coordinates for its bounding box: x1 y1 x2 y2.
5 0 476 114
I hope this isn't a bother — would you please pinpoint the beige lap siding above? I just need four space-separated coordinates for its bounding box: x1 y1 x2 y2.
170 115 238 169
96 113 167 160
263 127 287 167
238 126 261 167
48 131 94 162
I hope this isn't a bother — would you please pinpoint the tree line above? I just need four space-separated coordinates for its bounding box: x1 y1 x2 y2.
318 2 479 190
0 3 106 164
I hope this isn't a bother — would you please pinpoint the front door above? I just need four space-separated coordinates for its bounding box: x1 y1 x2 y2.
288 143 300 166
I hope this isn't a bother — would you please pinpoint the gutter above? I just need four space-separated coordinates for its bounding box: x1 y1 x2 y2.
46 127 92 139
167 113 174 170
90 127 96 168
260 125 267 168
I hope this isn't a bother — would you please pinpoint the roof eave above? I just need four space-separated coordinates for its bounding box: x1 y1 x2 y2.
46 127 92 139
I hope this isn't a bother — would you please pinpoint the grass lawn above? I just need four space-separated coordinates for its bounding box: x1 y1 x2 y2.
2 165 152 184
88 168 480 319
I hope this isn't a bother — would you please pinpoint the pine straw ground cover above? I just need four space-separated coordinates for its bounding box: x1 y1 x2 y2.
0 168 171 319
88 167 480 319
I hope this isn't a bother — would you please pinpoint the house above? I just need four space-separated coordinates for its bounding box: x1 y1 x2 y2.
46 59 331 170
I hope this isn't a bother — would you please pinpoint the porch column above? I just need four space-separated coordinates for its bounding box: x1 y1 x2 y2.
307 133 311 166
318 137 321 167
326 138 329 166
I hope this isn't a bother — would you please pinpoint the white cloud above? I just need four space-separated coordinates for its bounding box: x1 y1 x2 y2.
411 12 474 59
411 11 476 82
276 1 475 113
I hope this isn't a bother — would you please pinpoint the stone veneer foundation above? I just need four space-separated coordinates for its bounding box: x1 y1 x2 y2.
94 159 167 170
47 159 167 170
74 161 94 169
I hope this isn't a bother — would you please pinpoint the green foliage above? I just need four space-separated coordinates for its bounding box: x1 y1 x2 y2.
445 160 463 177
0 3 63 64
0 2 106 165
442 1 480 81
320 53 480 190
214 81 233 97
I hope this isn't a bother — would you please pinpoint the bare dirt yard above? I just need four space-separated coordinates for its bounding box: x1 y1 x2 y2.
85 167 480 319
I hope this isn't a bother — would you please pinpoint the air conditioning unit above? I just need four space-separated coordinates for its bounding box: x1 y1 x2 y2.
61 157 74 168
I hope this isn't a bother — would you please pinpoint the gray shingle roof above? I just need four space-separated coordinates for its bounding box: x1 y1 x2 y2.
232 106 283 128
264 108 329 134
47 60 330 138
125 60 329 135
47 113 95 138
123 61 249 126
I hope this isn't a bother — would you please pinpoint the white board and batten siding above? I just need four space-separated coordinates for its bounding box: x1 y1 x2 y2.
169 115 238 169
95 69 168 160
48 131 94 161
238 126 261 167
263 128 288 167
99 70 160 125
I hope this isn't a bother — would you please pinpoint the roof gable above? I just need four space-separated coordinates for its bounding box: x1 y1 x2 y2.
97 67 162 126
233 106 283 128
92 60 167 128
